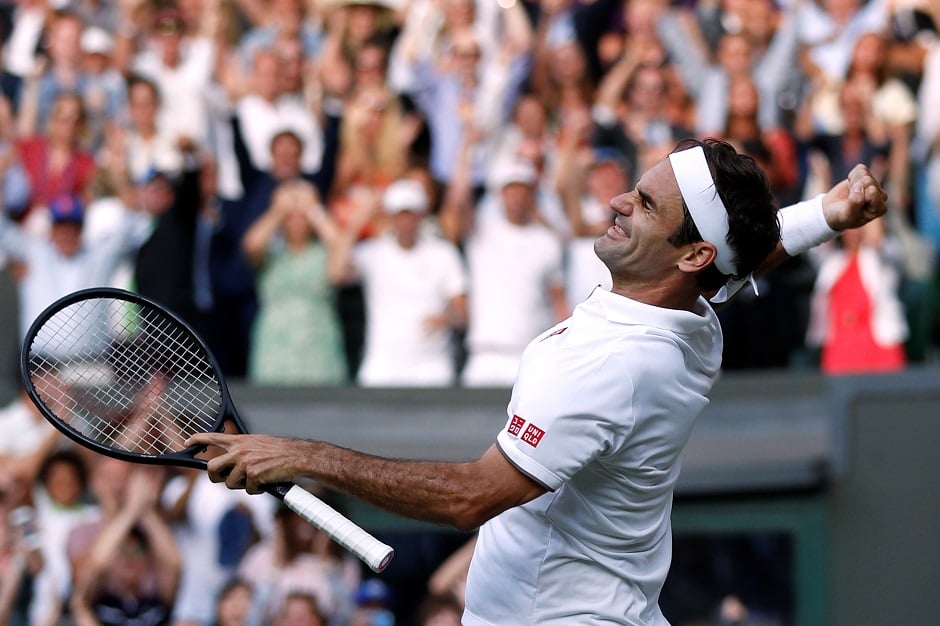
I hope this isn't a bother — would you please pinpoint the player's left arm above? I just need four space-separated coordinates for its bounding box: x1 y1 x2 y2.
755 163 888 277
187 433 547 532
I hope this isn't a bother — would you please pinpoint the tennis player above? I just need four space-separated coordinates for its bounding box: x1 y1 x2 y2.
189 139 888 625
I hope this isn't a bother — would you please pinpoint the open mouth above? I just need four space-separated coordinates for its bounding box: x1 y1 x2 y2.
607 219 628 238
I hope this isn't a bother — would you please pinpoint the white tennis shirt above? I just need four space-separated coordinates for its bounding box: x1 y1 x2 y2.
463 287 723 626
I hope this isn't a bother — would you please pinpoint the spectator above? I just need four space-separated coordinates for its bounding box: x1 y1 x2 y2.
162 465 275 626
844 31 918 210
0 192 148 351
318 0 399 90
488 93 553 184
25 10 89 132
0 94 32 220
0 382 61 491
351 578 395 626
232 47 323 177
126 6 218 154
237 0 324 65
275 591 328 626
796 0 888 134
78 25 126 151
398 21 532 187
237 504 351 624
131 159 205 331
442 157 567 387
807 219 908 374
14 92 96 223
69 466 182 626
206 100 339 378
342 177 469 387
211 578 257 626
242 179 348 385
556 144 629 308
592 38 692 181
29 449 99 626
719 74 799 198
529 36 595 129
658 2 800 138
0 479 42 626
71 0 118 33
123 75 185 183
796 74 891 198
330 83 420 228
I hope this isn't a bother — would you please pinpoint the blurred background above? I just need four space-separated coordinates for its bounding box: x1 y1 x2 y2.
0 0 939 624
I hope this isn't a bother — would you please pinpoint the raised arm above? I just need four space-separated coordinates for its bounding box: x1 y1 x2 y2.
70 467 181 618
760 163 888 276
241 182 291 266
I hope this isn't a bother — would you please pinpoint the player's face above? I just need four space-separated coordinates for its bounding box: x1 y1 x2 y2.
594 158 686 282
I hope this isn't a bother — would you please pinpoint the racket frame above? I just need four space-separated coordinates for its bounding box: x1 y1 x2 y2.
20 287 237 470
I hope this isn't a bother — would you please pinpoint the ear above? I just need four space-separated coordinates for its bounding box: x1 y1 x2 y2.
677 241 718 274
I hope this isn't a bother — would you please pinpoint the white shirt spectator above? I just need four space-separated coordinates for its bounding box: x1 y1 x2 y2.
0 395 50 458
462 210 564 387
236 92 323 175
796 0 888 82
0 210 150 348
133 37 216 148
125 129 186 183
353 232 468 387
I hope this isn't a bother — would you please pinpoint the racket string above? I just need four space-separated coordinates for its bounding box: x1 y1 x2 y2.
27 297 224 457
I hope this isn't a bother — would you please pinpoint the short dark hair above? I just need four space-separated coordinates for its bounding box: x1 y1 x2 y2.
667 138 780 292
127 74 161 105
270 130 303 153
37 449 89 490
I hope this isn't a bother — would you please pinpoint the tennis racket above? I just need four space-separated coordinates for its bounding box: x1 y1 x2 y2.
19 287 394 573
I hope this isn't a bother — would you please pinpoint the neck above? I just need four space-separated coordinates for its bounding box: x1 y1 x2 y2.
49 137 73 152
396 234 417 249
609 274 701 311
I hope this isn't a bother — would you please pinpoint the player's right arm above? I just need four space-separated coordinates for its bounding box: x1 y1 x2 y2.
188 433 547 532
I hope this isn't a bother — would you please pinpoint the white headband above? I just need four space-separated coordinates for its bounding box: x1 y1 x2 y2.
668 146 737 276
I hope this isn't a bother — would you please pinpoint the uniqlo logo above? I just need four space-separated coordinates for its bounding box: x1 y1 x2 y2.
522 423 545 448
508 415 525 436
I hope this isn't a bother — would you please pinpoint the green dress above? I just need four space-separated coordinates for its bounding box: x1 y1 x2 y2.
249 241 347 384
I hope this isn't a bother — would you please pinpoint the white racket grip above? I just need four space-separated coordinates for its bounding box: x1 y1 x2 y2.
282 484 394 572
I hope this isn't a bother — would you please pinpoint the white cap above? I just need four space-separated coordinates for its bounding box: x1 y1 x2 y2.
81 27 114 55
382 179 428 214
489 159 538 190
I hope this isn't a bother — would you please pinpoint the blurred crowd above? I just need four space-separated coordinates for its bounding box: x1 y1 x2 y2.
0 0 938 388
0 436 467 625
1 0 940 623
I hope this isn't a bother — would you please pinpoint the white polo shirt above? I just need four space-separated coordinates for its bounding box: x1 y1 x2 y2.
463 287 723 626
353 234 468 386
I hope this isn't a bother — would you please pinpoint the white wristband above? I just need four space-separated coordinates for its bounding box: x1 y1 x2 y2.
777 194 840 256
